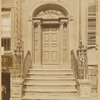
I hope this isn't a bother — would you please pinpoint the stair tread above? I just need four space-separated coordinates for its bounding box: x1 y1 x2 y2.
24 86 76 89
24 86 76 90
24 80 76 82
26 75 75 79
27 72 74 75
24 81 76 84
28 69 73 71
23 93 78 100
24 88 77 92
23 68 77 99
24 82 76 86
24 77 75 80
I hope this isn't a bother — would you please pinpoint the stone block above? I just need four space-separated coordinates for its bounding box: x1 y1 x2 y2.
77 79 91 98
10 78 23 100
10 98 22 100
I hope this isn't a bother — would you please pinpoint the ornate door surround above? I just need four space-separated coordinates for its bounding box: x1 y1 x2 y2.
28 3 74 68
32 17 69 68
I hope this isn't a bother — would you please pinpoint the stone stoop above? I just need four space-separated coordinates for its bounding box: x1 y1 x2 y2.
22 68 77 100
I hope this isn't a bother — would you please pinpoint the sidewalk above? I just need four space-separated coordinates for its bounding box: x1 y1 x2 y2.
77 93 98 100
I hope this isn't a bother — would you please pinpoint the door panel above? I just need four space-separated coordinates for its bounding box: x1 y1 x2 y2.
42 26 59 65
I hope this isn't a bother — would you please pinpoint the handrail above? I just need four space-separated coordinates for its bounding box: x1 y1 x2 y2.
71 50 78 78
12 38 24 78
23 51 32 77
77 47 89 79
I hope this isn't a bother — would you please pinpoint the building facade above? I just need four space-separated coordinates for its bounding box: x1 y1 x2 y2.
1 0 98 100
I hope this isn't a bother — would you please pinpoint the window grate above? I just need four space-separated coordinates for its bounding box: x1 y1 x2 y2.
1 38 11 51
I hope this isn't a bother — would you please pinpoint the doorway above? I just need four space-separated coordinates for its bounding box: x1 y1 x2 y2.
42 25 59 65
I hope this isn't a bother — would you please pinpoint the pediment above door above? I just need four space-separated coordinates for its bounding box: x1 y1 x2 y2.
35 10 65 19
33 4 68 19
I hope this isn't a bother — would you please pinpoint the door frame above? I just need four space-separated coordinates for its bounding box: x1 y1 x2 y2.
32 18 70 68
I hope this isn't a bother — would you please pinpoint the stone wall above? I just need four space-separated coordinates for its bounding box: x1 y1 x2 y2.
21 0 79 56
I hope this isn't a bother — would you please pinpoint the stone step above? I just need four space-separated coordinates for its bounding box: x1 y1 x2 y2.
24 80 76 84
26 72 74 76
23 92 77 96
27 71 74 74
23 68 77 100
24 77 76 81
28 69 73 73
26 75 75 78
24 81 76 85
24 85 76 90
24 82 76 86
23 88 77 93
22 93 78 100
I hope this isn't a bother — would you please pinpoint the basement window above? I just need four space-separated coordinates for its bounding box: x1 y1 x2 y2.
1 38 11 51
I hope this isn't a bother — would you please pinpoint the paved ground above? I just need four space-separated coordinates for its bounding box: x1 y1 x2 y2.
77 93 98 100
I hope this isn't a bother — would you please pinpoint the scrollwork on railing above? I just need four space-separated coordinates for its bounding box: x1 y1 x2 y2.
77 42 88 79
71 50 78 78
71 44 88 80
12 38 24 78
23 51 32 77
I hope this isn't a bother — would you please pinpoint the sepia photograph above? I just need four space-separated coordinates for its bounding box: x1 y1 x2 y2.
1 0 98 100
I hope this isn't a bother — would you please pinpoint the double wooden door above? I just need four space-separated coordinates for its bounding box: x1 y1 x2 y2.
42 25 59 65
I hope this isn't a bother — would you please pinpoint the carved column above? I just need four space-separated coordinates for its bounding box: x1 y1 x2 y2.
60 18 69 68
63 23 68 65
33 19 42 68
68 20 73 68
37 22 42 66
32 22 35 65
60 22 64 65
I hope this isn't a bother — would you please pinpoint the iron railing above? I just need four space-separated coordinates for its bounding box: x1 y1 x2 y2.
88 65 98 93
71 50 78 78
77 44 89 79
12 38 24 78
23 51 32 77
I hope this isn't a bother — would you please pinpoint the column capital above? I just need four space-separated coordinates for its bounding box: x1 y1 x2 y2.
28 17 32 22
60 22 64 25
32 22 36 26
60 20 69 25
37 22 42 26
32 22 42 26
68 16 73 21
